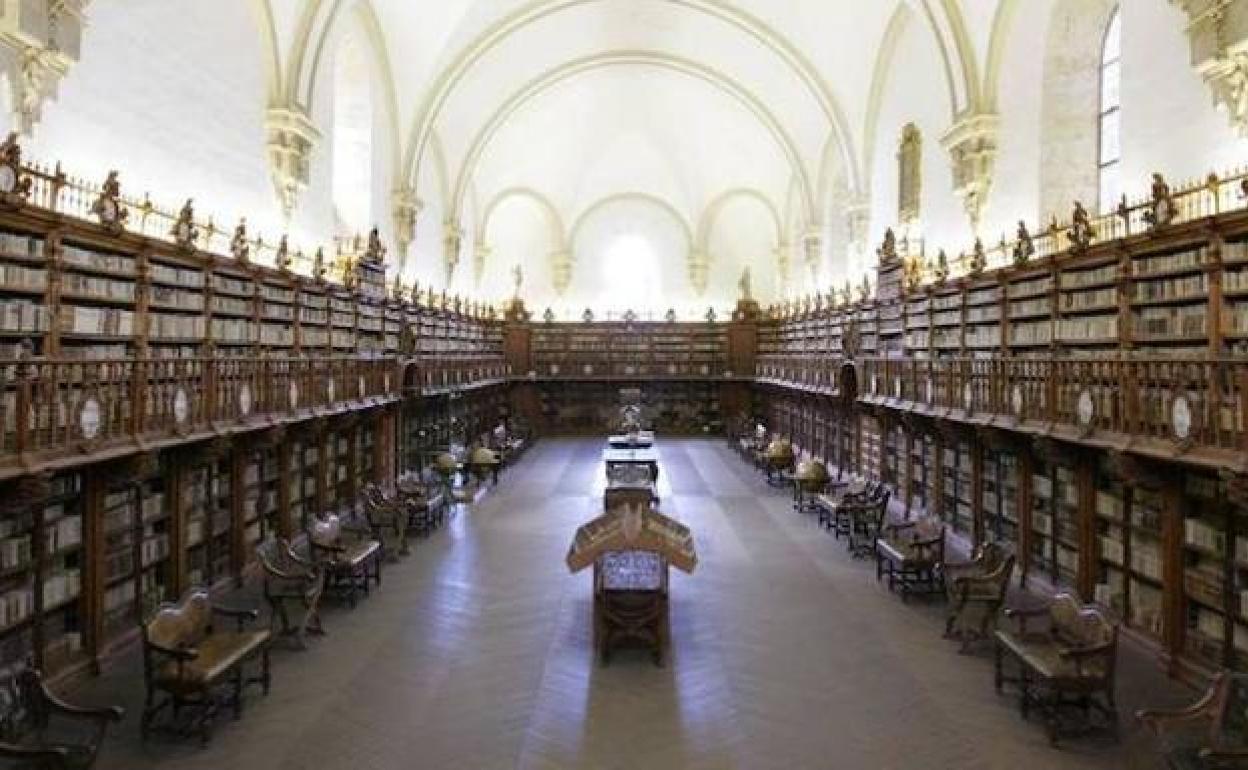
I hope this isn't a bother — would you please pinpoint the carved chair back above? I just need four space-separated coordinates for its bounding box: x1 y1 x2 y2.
0 663 44 741
309 515 343 549
1209 672 1248 748
1049 593 1118 680
144 588 212 652
257 538 313 582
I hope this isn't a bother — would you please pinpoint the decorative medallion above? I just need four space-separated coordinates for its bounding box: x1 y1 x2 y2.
1171 392 1194 443
239 382 253 417
79 396 102 441
173 387 190 426
1076 389 1096 428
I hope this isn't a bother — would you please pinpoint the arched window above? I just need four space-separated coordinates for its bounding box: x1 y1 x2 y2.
332 27 373 235
1097 8 1121 214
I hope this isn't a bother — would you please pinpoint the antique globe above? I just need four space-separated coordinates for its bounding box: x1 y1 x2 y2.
471 446 498 465
764 438 793 461
435 451 460 474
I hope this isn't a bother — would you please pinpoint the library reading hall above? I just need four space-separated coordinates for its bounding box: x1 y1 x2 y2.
3 1 1248 768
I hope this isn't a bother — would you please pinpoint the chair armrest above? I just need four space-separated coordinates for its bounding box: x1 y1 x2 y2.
1200 747 1248 761
146 639 199 662
310 540 347 555
1004 605 1049 635
1059 641 1115 676
212 604 260 631
38 682 124 723
0 743 71 765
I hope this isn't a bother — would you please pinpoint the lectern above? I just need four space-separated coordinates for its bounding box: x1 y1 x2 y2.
566 504 697 666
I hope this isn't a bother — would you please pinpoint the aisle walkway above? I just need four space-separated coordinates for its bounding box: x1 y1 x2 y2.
83 438 1183 769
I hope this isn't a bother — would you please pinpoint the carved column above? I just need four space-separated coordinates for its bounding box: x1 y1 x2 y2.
265 106 320 220
391 186 422 272
940 113 999 236
774 242 792 297
550 249 573 295
802 229 823 288
1171 1 1248 136
846 200 870 276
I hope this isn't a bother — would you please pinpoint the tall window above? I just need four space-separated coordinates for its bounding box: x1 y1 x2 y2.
1098 8 1122 214
332 29 373 235
897 123 922 226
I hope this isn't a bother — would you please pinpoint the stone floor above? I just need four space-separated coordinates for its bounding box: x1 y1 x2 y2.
73 437 1192 769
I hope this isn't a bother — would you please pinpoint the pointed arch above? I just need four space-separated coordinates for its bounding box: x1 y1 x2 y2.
479 187 567 249
697 188 782 252
569 192 693 254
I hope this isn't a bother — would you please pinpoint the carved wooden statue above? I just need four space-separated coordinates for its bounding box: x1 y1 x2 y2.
1068 201 1095 250
91 170 129 231
934 250 949 285
0 133 32 203
878 227 898 264
739 266 753 301
969 238 987 277
230 218 250 262
171 198 199 250
363 226 385 265
1143 172 1177 228
1012 220 1035 266
276 235 292 272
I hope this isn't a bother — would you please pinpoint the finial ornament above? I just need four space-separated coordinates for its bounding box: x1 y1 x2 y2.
543 307 555 323
391 274 405 301
363 226 386 265
705 306 717 323
171 198 199 251
1143 172 1177 229
312 247 327 283
582 307 594 323
91 170 128 233
275 235 292 272
1012 220 1035 266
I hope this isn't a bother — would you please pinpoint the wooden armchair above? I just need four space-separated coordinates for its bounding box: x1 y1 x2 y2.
256 538 325 649
1137 670 1248 769
0 662 123 769
943 542 1016 652
398 470 448 535
994 593 1119 745
308 512 382 608
361 483 410 559
140 588 271 743
874 516 945 600
846 487 891 558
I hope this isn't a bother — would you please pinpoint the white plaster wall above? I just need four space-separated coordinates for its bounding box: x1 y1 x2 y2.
867 16 964 263
28 1 302 245
706 198 780 306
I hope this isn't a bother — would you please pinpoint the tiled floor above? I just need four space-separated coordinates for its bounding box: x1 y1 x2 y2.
76 438 1188 769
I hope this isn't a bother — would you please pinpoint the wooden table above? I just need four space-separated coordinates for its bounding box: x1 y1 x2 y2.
603 447 660 484
607 432 655 449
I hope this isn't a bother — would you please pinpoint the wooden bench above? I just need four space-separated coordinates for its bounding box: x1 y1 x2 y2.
943 542 1015 652
994 593 1119 744
140 588 271 743
256 538 325 649
1138 670 1248 768
874 516 945 599
0 661 123 768
361 483 410 559
398 470 448 535
308 512 382 608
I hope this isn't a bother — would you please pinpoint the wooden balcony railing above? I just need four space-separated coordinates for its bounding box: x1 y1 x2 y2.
754 356 1248 460
417 357 512 392
0 356 405 473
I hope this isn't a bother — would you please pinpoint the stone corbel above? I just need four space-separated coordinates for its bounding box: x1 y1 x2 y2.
391 186 422 270
265 105 320 220
472 242 491 287
442 219 463 284
688 249 709 295
0 1 85 135
940 113 999 235
774 241 792 294
550 249 573 295
1171 1 1248 135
